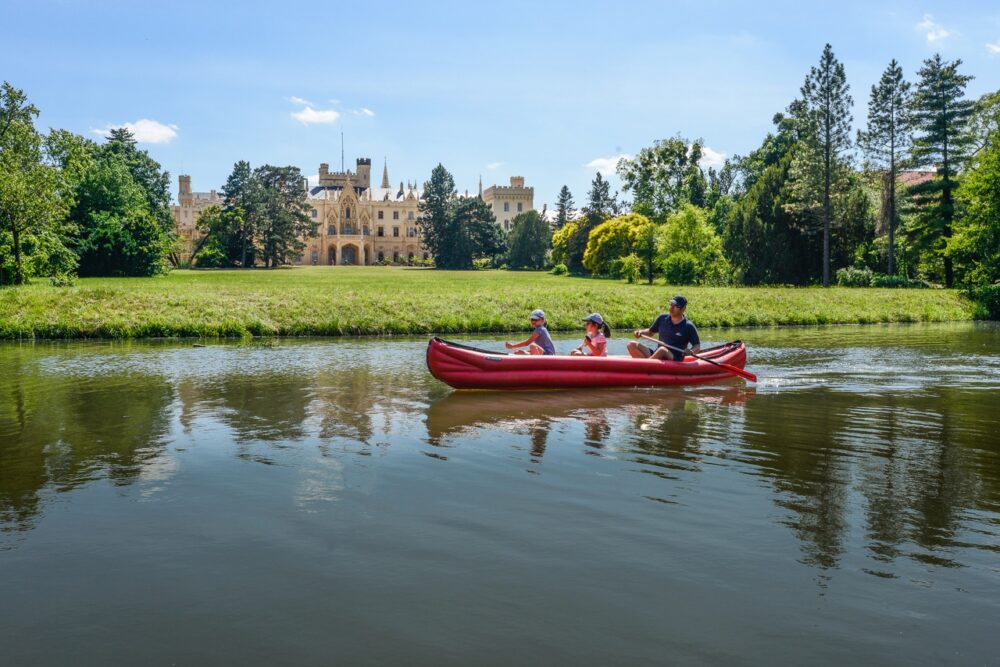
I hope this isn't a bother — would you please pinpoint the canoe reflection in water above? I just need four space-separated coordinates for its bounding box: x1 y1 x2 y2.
425 384 756 460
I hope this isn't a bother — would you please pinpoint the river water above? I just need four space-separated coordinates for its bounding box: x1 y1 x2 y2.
1 323 998 665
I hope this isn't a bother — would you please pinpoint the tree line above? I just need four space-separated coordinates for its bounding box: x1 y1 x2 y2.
544 47 997 314
0 82 316 283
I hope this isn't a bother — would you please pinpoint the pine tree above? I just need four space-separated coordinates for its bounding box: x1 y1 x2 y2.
908 54 975 287
417 163 457 266
793 44 853 287
858 59 912 276
554 185 574 229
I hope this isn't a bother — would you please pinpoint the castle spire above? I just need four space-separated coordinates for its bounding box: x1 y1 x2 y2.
381 158 390 189
478 174 483 198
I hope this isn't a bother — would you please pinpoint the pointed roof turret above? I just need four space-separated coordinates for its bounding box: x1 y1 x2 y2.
398 181 405 198
478 174 483 198
381 158 390 189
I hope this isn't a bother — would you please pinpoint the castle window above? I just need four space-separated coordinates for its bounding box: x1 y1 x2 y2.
312 210 318 218
504 220 510 231
504 202 510 212
378 210 384 220
393 251 400 263
393 211 399 220
328 225 336 236
393 227 400 237
517 202 523 212
345 207 351 220
377 226 384 237
407 211 414 220
378 251 384 262
407 227 416 237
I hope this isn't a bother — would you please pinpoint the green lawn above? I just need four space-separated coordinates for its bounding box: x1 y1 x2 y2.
0 266 977 339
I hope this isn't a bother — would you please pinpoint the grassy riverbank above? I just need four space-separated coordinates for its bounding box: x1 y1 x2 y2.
0 267 977 339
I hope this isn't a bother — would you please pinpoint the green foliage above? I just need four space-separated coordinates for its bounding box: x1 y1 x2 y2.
0 85 74 285
472 257 492 270
554 185 575 228
951 131 1000 286
906 54 976 288
565 172 618 272
661 252 699 285
789 43 854 287
550 221 577 267
616 253 642 284
550 263 568 275
417 163 455 263
581 213 653 275
857 59 913 276
47 273 76 287
418 165 506 269
617 136 709 220
254 165 316 267
968 283 1000 320
836 267 874 287
71 155 172 277
655 205 729 284
507 210 551 269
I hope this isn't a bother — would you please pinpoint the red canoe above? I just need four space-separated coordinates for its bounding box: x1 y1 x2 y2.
426 337 749 390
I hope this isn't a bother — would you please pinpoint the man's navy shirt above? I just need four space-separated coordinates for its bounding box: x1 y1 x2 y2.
650 314 700 361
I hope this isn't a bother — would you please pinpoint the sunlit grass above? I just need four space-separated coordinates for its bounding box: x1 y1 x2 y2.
0 266 976 339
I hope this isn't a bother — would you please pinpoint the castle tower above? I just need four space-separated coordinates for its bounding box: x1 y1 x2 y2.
356 158 372 188
178 175 192 206
381 159 390 189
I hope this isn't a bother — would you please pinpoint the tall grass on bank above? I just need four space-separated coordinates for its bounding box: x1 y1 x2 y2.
0 267 977 339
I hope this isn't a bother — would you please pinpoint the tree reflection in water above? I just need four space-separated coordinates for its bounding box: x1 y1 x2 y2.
0 345 174 536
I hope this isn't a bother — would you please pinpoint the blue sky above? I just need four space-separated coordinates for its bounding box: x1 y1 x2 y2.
4 0 999 209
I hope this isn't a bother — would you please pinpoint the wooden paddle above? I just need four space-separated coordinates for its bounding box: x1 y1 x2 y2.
639 334 757 382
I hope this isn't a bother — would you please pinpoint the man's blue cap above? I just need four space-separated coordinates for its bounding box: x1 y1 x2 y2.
670 295 688 308
530 309 545 320
582 313 604 325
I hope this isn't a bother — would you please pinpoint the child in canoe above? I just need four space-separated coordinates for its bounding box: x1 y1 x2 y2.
571 313 610 356
505 309 557 355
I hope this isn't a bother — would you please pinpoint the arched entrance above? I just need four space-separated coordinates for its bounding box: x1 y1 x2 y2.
327 245 336 265
341 244 359 265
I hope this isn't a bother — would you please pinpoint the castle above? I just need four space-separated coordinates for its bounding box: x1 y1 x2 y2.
171 159 534 266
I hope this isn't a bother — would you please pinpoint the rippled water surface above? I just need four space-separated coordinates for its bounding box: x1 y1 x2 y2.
1 323 999 665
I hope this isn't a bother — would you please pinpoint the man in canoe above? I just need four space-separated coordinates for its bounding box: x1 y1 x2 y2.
627 295 701 361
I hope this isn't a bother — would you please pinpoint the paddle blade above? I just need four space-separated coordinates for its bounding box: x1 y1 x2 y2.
719 363 757 383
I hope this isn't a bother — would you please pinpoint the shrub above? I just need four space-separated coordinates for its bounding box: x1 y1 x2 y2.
970 283 1000 320
48 273 77 287
616 253 642 284
836 267 874 287
655 205 728 284
550 263 568 275
472 257 492 270
661 251 699 285
870 274 930 289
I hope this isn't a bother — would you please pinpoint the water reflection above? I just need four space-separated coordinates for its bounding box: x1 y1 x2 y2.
0 344 174 534
1 328 999 582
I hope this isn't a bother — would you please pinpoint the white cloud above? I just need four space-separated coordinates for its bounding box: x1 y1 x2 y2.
90 119 179 144
352 107 375 117
291 106 340 125
917 14 952 43
306 173 319 187
289 96 315 106
987 42 1000 55
585 154 631 176
486 161 504 170
699 146 727 169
